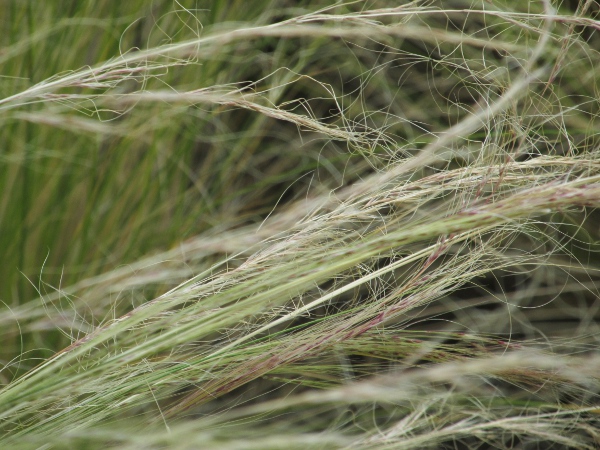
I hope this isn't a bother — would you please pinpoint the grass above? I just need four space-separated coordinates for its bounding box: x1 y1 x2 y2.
1 0 600 448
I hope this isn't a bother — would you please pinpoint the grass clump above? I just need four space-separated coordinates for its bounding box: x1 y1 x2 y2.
1 0 600 448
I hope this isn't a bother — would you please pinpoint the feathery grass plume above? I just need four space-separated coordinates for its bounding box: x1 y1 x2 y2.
1 0 599 448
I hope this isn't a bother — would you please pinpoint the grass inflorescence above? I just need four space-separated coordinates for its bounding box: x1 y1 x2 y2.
1 0 600 448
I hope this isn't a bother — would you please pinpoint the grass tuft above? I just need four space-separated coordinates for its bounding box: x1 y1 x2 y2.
1 1 599 448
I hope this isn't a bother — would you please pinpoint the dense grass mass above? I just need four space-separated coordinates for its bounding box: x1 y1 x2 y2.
1 0 600 448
